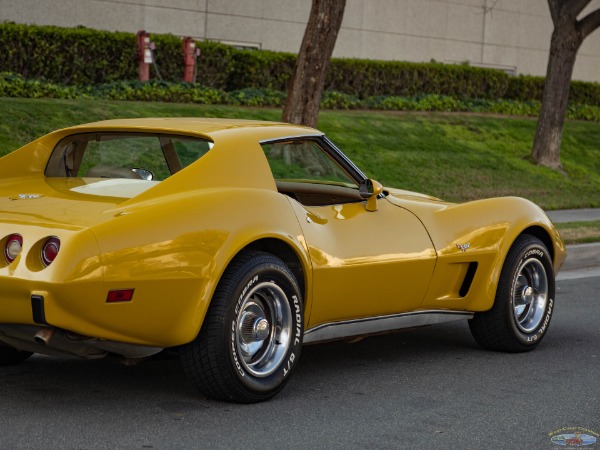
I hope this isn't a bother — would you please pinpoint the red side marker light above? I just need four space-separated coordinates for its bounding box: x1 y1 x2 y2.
107 289 135 303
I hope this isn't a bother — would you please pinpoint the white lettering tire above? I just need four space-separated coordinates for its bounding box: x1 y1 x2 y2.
181 251 303 403
469 235 555 352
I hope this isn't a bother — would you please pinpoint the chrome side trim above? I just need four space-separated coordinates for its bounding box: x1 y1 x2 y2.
303 310 474 344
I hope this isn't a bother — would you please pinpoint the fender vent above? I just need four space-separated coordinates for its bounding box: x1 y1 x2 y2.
459 262 478 297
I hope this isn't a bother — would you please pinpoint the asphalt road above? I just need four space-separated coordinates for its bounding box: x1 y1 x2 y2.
0 276 598 450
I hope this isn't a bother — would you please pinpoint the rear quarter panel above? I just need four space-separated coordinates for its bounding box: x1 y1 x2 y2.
86 187 310 347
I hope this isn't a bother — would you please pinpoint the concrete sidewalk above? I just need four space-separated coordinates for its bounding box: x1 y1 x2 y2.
559 242 600 279
545 208 600 279
546 208 600 223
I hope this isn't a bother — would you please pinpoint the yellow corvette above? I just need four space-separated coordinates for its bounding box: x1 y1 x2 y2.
0 118 565 402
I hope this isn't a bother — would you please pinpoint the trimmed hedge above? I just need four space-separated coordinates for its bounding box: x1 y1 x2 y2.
325 60 509 100
1 22 600 106
0 22 237 87
0 24 137 84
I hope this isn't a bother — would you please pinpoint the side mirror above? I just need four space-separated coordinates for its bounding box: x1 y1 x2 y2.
359 179 383 212
131 168 154 180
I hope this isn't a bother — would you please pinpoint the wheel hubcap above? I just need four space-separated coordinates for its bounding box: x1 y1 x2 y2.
512 258 548 333
235 281 292 378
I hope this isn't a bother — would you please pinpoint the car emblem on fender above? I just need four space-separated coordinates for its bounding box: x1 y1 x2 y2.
456 242 471 252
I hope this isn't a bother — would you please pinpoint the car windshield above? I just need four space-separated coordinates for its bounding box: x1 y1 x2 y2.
45 132 213 181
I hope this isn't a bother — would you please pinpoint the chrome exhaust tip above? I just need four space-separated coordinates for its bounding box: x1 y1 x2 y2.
33 327 55 345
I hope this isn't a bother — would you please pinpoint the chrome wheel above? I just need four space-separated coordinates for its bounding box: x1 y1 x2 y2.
512 257 548 333
469 235 555 352
235 281 292 378
181 251 303 402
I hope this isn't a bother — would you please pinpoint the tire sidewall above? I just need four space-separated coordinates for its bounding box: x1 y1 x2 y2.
225 260 303 395
505 241 555 348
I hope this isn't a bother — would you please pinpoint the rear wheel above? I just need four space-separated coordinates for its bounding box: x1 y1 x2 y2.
469 235 555 352
181 251 303 403
0 345 32 366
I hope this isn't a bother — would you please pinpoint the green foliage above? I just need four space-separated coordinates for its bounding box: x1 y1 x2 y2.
569 80 600 106
368 94 466 112
3 22 600 108
91 80 228 103
505 75 545 101
326 60 509 99
487 99 540 116
567 103 600 121
0 23 137 84
228 87 286 107
195 41 236 89
0 72 84 99
2 72 600 121
227 49 295 91
0 22 236 86
505 75 600 105
321 91 362 109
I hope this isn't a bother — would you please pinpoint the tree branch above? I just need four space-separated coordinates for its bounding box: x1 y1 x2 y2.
547 0 589 24
564 0 593 18
578 7 600 39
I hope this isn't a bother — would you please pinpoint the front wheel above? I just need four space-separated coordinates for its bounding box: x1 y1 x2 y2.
469 235 555 352
180 251 303 403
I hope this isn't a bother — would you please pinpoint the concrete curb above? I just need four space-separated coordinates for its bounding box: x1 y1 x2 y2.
561 242 600 272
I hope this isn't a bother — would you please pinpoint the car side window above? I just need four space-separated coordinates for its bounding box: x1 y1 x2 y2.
260 140 361 207
261 140 356 187
171 137 213 169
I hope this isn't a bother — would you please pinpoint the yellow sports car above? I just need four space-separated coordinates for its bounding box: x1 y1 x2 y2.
0 118 565 402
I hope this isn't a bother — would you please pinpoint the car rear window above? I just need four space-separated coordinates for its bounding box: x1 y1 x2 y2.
45 132 213 181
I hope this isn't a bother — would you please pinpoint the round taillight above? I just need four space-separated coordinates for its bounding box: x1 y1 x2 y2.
4 234 23 263
41 237 60 267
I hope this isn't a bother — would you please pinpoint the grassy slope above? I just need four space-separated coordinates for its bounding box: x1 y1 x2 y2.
555 220 600 244
1 97 599 210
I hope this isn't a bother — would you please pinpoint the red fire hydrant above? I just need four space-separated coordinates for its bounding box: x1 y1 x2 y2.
137 30 153 82
182 37 200 83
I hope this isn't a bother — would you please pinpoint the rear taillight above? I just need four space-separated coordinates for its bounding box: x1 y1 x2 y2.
41 237 60 267
4 234 23 263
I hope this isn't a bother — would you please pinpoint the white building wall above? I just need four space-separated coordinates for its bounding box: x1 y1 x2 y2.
1 0 599 82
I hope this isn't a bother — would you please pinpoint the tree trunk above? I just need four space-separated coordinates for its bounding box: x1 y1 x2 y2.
281 0 346 128
531 0 600 169
531 24 581 169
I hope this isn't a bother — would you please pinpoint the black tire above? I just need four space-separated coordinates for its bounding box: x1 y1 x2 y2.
180 251 303 403
0 345 33 366
469 235 555 352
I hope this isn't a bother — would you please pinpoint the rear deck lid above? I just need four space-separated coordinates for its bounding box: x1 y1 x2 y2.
0 176 157 229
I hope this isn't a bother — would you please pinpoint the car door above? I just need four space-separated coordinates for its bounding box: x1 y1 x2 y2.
260 138 437 329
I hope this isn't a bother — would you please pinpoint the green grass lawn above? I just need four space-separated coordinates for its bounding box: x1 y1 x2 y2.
555 220 600 244
1 97 600 210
